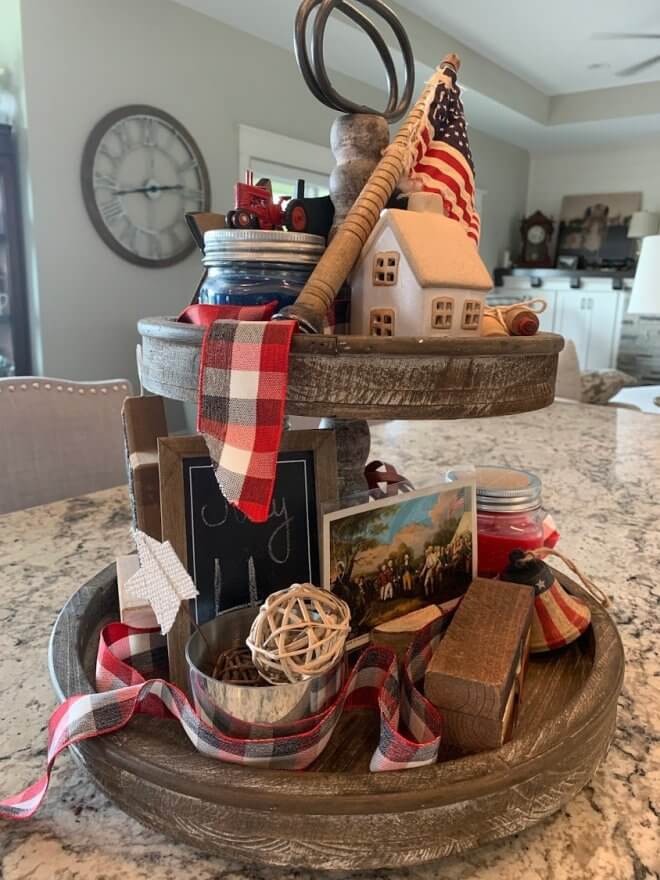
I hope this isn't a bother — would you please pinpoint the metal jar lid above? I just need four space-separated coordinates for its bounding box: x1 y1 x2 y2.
203 229 325 266
475 466 543 513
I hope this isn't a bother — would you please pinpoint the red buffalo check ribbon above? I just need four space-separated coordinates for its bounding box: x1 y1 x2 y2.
197 317 297 523
1 615 450 821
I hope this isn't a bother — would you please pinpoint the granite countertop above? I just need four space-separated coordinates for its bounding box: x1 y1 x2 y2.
1 401 658 880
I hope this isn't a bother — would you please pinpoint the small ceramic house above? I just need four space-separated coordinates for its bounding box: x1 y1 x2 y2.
350 194 493 338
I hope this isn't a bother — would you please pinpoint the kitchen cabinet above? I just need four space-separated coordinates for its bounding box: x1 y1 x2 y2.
492 274 633 371
555 287 621 370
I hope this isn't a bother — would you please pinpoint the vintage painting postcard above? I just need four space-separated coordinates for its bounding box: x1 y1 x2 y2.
322 480 476 647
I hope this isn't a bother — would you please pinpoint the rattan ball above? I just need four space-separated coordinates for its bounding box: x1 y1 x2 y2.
211 647 265 686
246 583 351 684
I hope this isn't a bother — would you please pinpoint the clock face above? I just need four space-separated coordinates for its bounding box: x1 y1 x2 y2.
81 105 210 268
527 224 547 246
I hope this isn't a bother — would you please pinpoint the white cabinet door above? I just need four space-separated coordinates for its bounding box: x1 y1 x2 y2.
556 289 591 368
556 287 623 370
536 289 556 332
583 290 621 370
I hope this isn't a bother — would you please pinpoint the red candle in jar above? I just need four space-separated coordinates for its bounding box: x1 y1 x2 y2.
475 467 559 578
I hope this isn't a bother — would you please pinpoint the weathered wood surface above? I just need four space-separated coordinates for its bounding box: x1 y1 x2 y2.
49 563 623 870
138 317 564 420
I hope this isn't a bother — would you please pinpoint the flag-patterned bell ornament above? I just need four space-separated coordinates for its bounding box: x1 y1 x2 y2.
501 550 592 653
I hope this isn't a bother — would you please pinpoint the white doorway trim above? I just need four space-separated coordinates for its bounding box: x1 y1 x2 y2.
238 125 334 181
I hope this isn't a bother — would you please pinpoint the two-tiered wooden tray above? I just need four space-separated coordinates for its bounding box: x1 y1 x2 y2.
45 319 624 868
49 564 623 870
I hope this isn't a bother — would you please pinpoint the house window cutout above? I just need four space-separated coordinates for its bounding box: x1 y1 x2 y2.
432 297 454 330
461 299 482 330
373 252 399 286
370 308 395 337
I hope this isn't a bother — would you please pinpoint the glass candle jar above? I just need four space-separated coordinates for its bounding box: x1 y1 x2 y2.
199 229 322 310
197 229 350 331
475 466 557 578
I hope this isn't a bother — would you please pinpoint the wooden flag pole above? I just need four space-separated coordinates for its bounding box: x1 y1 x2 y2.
275 54 460 333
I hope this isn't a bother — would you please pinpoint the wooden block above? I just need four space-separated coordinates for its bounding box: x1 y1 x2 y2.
117 554 158 629
131 457 162 542
122 396 168 540
123 396 167 454
425 577 534 752
371 605 441 658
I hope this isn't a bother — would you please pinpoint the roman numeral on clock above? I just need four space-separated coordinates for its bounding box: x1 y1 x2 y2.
94 173 118 192
100 198 124 224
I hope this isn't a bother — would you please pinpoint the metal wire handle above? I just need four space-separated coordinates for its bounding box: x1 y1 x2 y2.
294 0 415 122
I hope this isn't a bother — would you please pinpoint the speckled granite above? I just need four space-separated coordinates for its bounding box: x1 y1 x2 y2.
1 401 658 879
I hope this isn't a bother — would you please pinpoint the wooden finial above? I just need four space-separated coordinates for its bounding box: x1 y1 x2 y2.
442 52 461 71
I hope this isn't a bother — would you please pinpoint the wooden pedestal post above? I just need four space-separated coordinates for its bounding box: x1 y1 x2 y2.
321 417 371 499
329 113 390 237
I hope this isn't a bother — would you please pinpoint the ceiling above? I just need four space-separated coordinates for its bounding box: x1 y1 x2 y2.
396 0 660 94
173 0 660 153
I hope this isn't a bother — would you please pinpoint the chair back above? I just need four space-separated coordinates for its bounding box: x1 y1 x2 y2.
0 377 132 514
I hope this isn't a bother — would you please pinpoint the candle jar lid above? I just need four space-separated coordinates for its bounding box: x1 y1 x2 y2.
203 229 325 266
475 466 543 513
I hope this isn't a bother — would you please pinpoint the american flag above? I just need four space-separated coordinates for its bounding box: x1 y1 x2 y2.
405 60 481 246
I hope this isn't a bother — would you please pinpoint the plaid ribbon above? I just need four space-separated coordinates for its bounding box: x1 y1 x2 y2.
178 301 279 326
1 613 450 821
197 318 297 523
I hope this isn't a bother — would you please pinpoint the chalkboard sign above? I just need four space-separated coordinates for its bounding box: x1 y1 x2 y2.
183 451 321 621
159 430 338 689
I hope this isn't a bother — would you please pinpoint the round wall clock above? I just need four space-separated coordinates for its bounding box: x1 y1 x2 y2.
81 105 211 268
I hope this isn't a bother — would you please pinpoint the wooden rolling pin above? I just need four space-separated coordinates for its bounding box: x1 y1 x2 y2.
481 299 547 337
274 54 461 333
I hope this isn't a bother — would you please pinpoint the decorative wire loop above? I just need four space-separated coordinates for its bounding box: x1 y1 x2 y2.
294 0 415 122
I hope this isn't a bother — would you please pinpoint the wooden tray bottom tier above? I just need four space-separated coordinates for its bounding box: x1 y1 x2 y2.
137 318 565 420
49 564 623 871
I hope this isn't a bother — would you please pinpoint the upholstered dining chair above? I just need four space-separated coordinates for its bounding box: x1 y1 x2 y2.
0 377 132 514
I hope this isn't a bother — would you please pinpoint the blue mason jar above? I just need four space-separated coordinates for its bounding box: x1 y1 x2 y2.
198 229 350 332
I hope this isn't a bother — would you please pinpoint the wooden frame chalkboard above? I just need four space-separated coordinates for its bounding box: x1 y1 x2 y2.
159 430 337 690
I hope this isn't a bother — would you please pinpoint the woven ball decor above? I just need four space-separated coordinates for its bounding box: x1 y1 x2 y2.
211 647 265 686
246 583 351 684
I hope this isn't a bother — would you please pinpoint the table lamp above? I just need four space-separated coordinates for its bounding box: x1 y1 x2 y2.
627 211 660 260
628 234 660 315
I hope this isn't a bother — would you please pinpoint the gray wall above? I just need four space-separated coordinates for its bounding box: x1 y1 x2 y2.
10 0 529 389
471 127 529 272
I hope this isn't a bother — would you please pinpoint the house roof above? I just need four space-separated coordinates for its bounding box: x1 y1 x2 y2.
359 208 493 291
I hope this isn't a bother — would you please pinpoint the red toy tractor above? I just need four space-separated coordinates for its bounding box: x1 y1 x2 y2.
226 171 309 233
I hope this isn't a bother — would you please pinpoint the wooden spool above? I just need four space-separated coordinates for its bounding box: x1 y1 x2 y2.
50 564 623 870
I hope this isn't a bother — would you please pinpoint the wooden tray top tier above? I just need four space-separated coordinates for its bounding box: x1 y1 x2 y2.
138 317 564 420
49 565 622 870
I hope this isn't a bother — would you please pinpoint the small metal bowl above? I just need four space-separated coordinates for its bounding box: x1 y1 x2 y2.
186 606 321 726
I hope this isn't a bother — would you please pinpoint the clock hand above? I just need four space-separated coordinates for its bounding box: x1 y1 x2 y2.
115 184 184 195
